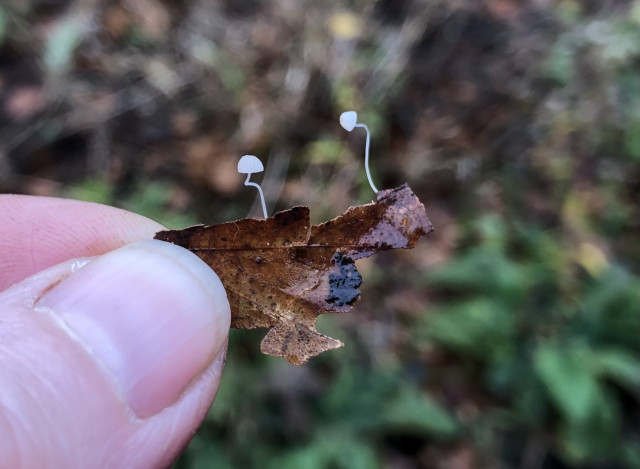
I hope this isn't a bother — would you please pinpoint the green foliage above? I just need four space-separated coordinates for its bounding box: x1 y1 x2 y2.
0 7 6 47
44 15 86 75
175 335 460 468
269 430 380 469
382 386 458 437
123 183 198 229
305 137 345 164
63 178 112 205
417 213 640 467
534 343 603 425
544 36 575 85
591 348 640 392
191 40 246 97
419 298 515 357
65 178 198 229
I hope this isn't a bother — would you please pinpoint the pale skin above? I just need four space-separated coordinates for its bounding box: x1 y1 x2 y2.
0 196 230 469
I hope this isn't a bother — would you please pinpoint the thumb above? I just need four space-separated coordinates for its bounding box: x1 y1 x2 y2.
0 240 230 469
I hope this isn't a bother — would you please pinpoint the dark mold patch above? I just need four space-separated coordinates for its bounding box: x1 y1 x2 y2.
325 253 362 307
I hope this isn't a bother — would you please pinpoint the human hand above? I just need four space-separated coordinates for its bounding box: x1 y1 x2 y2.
0 196 230 468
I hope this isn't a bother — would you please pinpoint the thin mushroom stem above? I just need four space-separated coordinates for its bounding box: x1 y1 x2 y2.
355 123 378 194
244 173 268 218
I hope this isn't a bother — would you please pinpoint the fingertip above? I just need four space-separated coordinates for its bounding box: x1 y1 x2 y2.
0 240 230 468
0 195 165 290
37 239 230 418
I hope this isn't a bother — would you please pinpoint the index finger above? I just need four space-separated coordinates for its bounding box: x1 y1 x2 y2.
0 195 164 290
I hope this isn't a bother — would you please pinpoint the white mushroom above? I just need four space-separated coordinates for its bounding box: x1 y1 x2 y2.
339 111 358 132
238 154 264 174
238 154 268 218
339 110 379 194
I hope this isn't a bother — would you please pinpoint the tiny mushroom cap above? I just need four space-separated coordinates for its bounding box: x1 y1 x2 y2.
238 154 264 174
340 111 358 132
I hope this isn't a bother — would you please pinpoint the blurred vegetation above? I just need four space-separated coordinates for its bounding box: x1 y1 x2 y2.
1 0 639 468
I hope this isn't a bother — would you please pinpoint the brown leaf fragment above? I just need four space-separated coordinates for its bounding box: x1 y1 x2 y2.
154 184 433 364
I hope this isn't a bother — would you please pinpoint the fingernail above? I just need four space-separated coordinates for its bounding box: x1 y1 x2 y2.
38 239 230 418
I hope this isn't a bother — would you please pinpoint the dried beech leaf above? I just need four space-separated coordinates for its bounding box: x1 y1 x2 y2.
154 184 433 365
